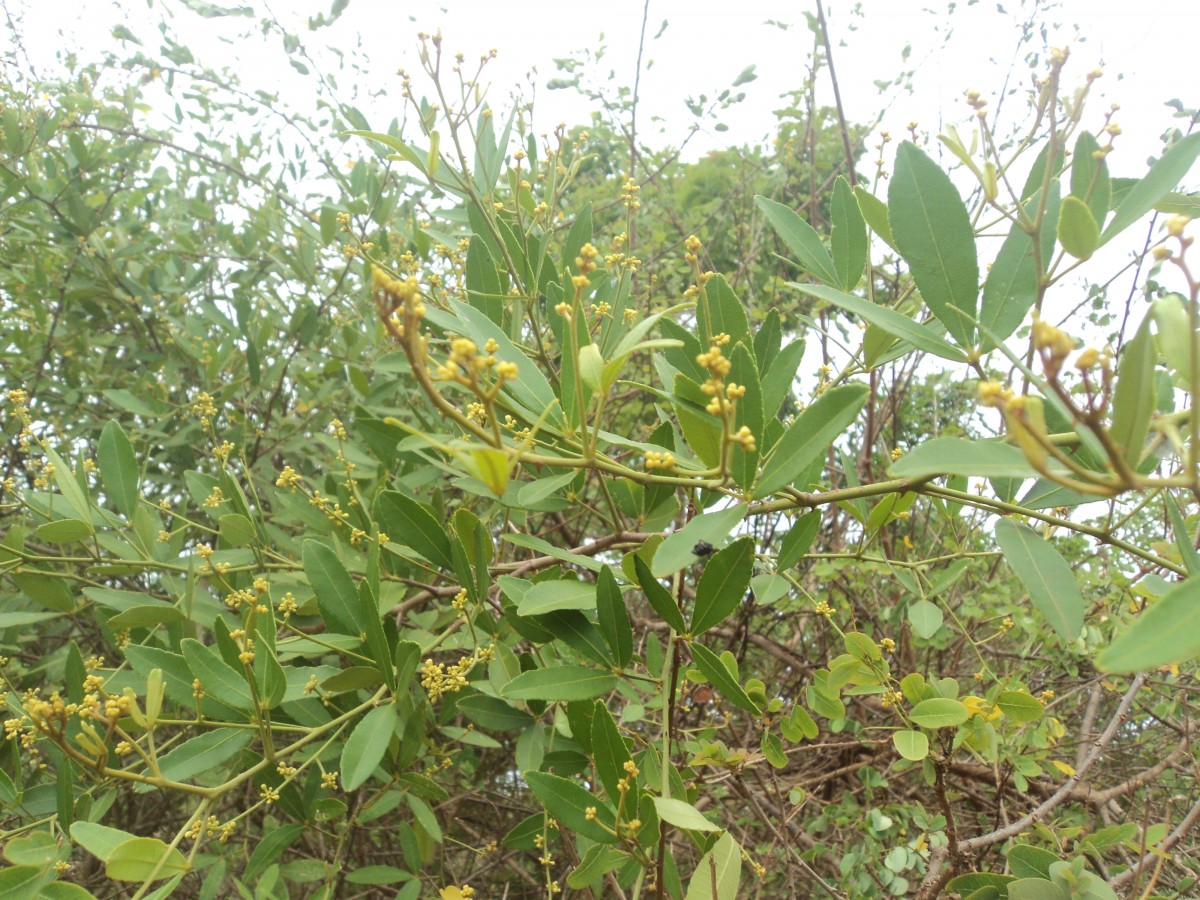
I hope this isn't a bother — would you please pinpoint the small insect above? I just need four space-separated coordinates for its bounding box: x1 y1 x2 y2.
692 540 715 557
688 684 715 705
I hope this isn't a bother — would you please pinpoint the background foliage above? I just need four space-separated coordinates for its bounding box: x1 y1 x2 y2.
3 3 1200 899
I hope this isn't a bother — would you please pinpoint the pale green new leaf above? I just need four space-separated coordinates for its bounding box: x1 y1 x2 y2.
684 831 742 900
908 698 969 729
654 797 720 832
893 730 929 760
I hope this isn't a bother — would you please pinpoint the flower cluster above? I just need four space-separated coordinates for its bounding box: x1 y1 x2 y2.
571 241 600 290
420 645 494 701
644 450 675 471
433 337 518 390
5 388 34 453
192 391 218 427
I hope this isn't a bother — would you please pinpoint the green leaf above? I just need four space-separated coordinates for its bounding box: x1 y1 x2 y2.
359 580 395 691
0 611 63 628
1070 131 1111 228
590 701 633 802
634 555 687 632
755 195 839 285
1165 494 1200 576
320 666 383 693
217 513 255 548
691 537 753 635
1008 844 1059 879
153 728 251 784
181 639 252 710
243 824 304 883
997 691 1044 723
909 698 970 729
0 867 47 896
3 830 65 867
503 533 602 572
450 299 565 428
40 881 97 899
674 372 723 468
697 275 750 349
1097 575 1200 671
345 130 427 176
653 797 720 832
515 579 597 616
893 730 929 760
98 421 139 517
1080 823 1137 851
43 446 90 522
761 730 788 768
303 539 362 636
406 794 443 843
831 176 868 290
346 866 414 885
36 519 94 543
107 605 184 629
684 831 742 900
729 343 763 490
340 702 398 791
1101 132 1200 245
760 338 806 417
374 491 454 570
105 837 188 882
776 511 820 570
853 186 896 250
1109 312 1155 466
994 520 1084 642
517 472 577 506
789 283 966 362
907 600 944 639
523 772 616 844
534 610 612 665
596 565 633 669
502 666 617 702
652 505 746 577
754 383 870 499
689 642 761 715
890 437 1051 480
1056 195 1100 260
783 704 818 741
979 185 1056 349
457 694 535 732
889 141 980 349
567 846 631 890
948 873 1017 893
70 822 134 863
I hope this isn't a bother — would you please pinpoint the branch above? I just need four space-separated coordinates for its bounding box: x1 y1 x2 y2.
916 674 1147 898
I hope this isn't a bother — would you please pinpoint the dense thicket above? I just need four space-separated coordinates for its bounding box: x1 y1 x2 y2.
2 5 1200 899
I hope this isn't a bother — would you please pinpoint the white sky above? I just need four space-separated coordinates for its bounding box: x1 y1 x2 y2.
12 0 1196 165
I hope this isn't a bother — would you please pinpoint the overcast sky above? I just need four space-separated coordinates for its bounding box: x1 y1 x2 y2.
12 0 1196 165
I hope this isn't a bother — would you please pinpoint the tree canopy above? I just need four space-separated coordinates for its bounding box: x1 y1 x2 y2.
3 4 1200 899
